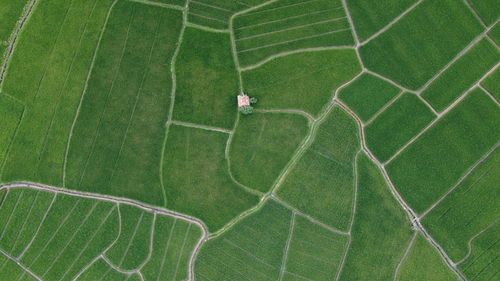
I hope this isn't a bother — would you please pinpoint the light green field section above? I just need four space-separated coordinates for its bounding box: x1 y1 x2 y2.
283 215 349 281
0 0 114 186
105 204 154 271
65 1 182 206
421 38 499 112
387 88 500 214
481 67 500 101
277 107 359 231
142 214 202 281
422 149 499 262
338 73 400 122
242 49 361 116
173 27 239 129
75 259 142 281
360 0 484 90
458 223 500 281
162 125 259 231
396 234 456 281
230 112 309 193
339 153 413 281
0 95 24 171
469 0 499 26
195 200 291 281
187 0 267 30
0 254 36 281
346 0 417 41
365 93 435 162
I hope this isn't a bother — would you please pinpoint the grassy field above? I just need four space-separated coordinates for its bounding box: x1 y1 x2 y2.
422 149 499 262
229 112 309 193
481 67 500 101
365 93 435 162
173 27 239 129
421 38 499 111
162 125 259 231
277 107 359 231
284 215 349 280
0 0 29 62
65 1 182 205
469 0 498 25
346 0 417 41
0 95 24 172
458 223 500 281
234 0 354 67
195 200 291 281
1 0 114 186
242 49 361 116
396 234 456 281
339 153 413 281
338 73 400 122
75 259 141 281
360 0 484 90
387 88 500 214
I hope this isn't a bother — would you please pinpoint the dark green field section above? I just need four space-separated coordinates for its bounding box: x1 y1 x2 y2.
75 259 141 281
421 38 499 112
0 0 114 186
360 0 484 90
0 254 37 281
458 223 500 281
422 149 499 263
229 112 309 193
339 153 413 281
387 88 500 214
187 0 267 30
277 107 359 231
162 125 259 232
396 235 456 281
468 0 499 26
0 95 24 169
234 0 354 67
156 0 186 6
242 49 360 116
65 1 182 205
0 0 29 62
346 0 417 41
481 67 500 102
365 93 435 163
173 27 239 129
338 73 400 122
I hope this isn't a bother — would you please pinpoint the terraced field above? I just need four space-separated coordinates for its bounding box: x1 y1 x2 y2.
0 0 498 280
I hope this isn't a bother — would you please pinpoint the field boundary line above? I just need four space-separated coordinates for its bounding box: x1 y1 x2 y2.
254 108 314 123
0 248 42 281
364 69 418 94
0 190 23 242
419 144 499 219
278 211 295 281
463 0 488 28
101 254 139 276
172 224 192 280
8 190 40 254
364 90 404 127
241 0 330 18
63 0 120 187
479 84 500 106
157 218 177 281
116 212 145 267
137 212 156 271
417 94 438 116
185 22 229 33
0 102 26 181
456 219 499 265
347 151 361 234
128 0 184 11
341 0 359 46
189 11 227 24
190 0 234 13
360 0 424 46
334 236 351 281
0 0 39 89
392 232 418 281
169 120 232 134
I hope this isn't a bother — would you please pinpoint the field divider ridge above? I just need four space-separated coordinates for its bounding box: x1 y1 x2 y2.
0 248 42 281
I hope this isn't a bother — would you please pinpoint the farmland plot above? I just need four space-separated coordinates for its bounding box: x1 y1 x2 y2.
481 67 500 101
0 95 24 169
0 0 30 65
468 0 499 26
75 259 142 281
234 0 354 67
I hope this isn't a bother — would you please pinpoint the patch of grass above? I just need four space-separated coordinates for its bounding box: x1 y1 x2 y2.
0 95 23 175
0 0 28 42
481 67 500 102
360 0 484 89
387 88 500 214
229 112 309 193
66 1 182 205
195 200 292 281
242 49 361 116
277 107 359 231
347 0 417 41
469 0 499 25
234 0 353 67
422 38 499 111
366 93 435 162
396 234 456 281
75 259 141 281
142 214 202 281
162 125 259 231
338 73 400 122
422 149 499 262
1 0 114 186
458 223 500 281
173 27 239 129
339 153 413 281
284 215 349 280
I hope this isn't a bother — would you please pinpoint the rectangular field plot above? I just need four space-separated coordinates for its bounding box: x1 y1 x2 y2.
1 0 114 186
0 95 23 173
469 0 499 25
0 254 37 281
421 38 499 112
234 0 354 67
365 93 435 162
387 88 500 214
481 67 500 102
65 1 183 205
0 0 29 42
360 0 484 90
422 149 499 262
